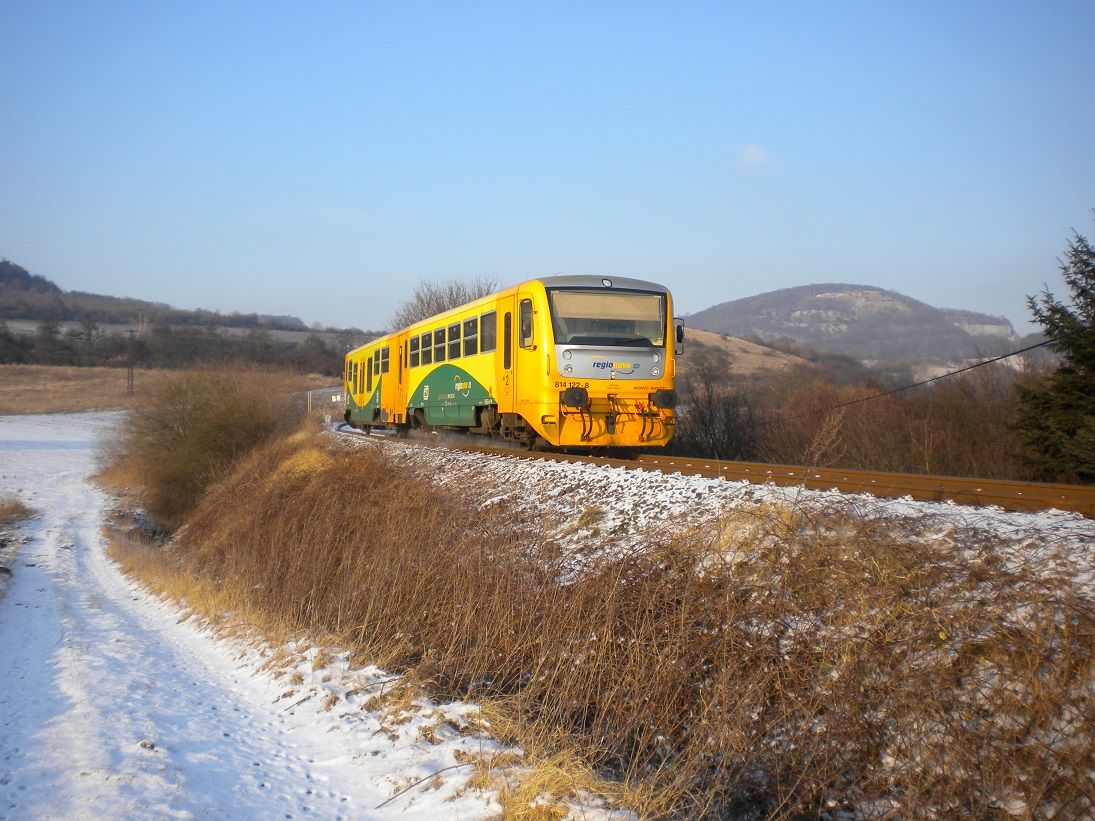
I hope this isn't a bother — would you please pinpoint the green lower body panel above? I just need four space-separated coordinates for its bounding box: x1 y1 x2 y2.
346 382 381 424
408 364 494 427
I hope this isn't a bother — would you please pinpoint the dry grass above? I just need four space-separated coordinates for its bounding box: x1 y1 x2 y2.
0 498 34 525
0 364 333 415
106 430 1091 819
0 498 35 605
681 328 805 375
0 364 179 414
108 368 307 530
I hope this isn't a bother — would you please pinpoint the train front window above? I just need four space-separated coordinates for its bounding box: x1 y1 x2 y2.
547 289 666 347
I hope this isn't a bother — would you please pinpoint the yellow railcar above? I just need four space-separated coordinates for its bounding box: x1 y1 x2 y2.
344 275 682 449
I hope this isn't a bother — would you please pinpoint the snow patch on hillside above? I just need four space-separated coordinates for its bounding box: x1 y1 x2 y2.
335 431 1094 591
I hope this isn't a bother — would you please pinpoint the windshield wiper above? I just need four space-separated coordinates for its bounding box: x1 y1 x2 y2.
564 336 654 347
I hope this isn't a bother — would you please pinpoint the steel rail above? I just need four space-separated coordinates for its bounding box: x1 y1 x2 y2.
338 429 1094 517
634 456 1095 517
439 442 1093 517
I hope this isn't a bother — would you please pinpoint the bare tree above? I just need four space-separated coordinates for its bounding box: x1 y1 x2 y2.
670 345 759 460
390 277 499 331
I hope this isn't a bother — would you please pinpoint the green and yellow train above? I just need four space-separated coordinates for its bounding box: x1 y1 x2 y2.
343 275 682 449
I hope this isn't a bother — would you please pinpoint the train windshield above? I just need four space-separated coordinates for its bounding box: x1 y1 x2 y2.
547 289 666 347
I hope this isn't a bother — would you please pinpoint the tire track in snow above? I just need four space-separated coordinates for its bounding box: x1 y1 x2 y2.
0 413 496 820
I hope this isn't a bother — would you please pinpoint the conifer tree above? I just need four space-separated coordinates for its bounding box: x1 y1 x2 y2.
1013 223 1095 482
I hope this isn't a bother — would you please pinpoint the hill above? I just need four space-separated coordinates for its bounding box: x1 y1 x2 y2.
1 259 317 332
681 327 805 375
0 259 383 375
686 283 1017 364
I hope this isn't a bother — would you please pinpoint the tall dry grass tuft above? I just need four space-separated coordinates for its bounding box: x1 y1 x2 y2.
114 368 305 529
151 434 1093 818
0 498 34 525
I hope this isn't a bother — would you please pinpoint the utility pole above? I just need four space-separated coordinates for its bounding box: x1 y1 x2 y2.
126 328 135 396
126 311 143 396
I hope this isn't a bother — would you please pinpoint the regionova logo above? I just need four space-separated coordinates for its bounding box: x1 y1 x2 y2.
591 358 638 374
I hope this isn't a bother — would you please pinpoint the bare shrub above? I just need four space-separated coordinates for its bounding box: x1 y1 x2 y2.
904 363 1034 478
671 346 760 459
150 434 1093 817
756 374 910 469
741 364 1036 479
117 368 305 529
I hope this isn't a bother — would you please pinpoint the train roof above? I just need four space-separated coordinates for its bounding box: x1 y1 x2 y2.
534 274 669 293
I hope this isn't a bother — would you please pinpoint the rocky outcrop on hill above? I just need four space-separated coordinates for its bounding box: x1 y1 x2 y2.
687 283 1017 364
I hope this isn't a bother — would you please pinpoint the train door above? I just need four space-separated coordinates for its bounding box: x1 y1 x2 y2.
392 331 409 424
495 295 515 412
514 286 539 410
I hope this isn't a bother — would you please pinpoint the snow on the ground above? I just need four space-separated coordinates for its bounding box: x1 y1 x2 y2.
335 430 1094 589
0 412 511 820
3 411 1088 819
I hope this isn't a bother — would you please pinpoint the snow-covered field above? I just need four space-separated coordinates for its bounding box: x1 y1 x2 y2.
0 413 506 820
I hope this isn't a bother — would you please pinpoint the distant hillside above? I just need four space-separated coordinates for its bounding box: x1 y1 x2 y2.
682 327 805 375
0 259 384 375
1 259 313 332
686 284 1017 364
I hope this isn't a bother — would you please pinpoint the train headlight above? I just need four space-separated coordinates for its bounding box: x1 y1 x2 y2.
564 364 574 374
651 352 660 362
650 366 661 377
562 350 572 360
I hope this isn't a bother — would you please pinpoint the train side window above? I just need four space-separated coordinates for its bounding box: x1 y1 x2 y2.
352 360 359 394
373 349 380 378
503 312 512 370
381 346 390 373
421 332 433 366
463 317 478 356
519 299 534 348
448 323 461 359
410 336 420 367
481 311 496 352
433 327 446 362
366 356 373 392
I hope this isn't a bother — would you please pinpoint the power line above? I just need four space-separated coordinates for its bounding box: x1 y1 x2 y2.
751 326 1086 429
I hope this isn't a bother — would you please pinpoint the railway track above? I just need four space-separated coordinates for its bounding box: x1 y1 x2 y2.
437 442 1094 517
337 428 1094 516
633 456 1095 517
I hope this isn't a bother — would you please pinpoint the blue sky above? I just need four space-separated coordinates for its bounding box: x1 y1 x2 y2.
1 2 1092 333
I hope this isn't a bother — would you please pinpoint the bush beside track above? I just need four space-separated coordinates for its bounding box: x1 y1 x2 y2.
106 373 1094 818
